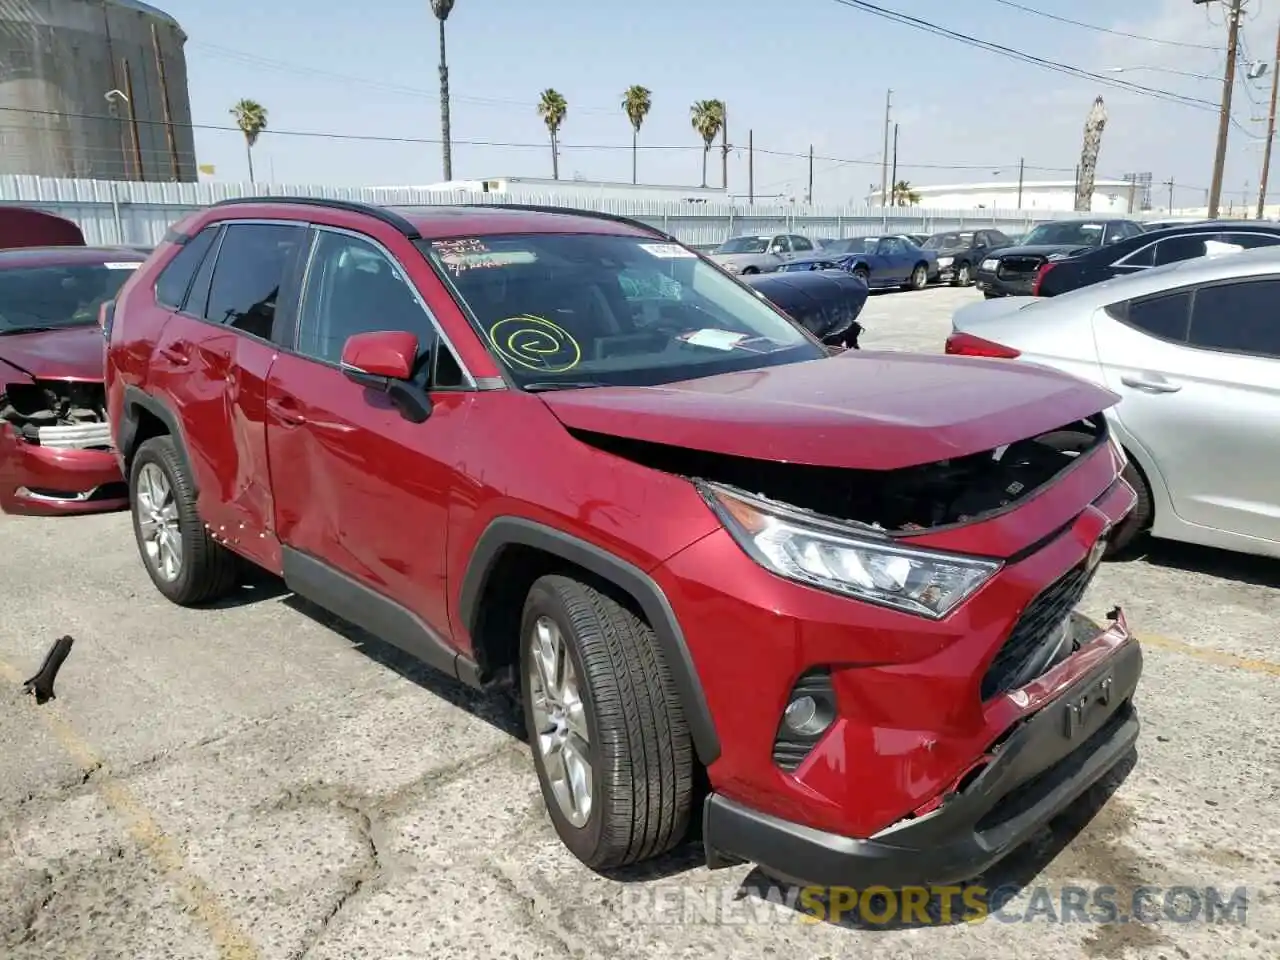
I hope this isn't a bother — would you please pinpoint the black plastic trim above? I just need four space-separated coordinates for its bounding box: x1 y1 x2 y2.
119 386 200 495
459 517 721 765
281 545 480 686
206 197 423 239
703 639 1142 888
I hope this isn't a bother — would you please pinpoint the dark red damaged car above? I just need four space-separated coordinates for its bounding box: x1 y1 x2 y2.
0 246 146 515
106 199 1142 889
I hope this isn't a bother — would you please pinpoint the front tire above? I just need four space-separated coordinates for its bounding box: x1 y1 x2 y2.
129 436 238 606
903 263 928 290
520 574 694 871
954 262 972 286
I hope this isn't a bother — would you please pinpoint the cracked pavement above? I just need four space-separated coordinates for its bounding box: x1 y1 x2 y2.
1 286 1278 959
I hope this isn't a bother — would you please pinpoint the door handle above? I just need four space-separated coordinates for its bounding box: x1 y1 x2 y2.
266 397 307 426
1121 374 1182 394
158 345 189 366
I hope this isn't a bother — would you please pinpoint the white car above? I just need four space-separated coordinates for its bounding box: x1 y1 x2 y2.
944 246 1280 560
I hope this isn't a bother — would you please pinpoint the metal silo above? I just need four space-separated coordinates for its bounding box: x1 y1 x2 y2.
0 0 197 181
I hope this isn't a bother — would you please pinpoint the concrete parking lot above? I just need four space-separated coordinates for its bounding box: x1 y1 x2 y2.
1 286 1277 959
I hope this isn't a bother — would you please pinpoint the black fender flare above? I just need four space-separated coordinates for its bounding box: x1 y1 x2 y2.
459 517 721 766
120 386 199 495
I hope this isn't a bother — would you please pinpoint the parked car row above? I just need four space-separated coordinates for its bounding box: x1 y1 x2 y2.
3 198 1143 901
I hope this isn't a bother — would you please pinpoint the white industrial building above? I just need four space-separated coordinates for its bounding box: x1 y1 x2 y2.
870 179 1139 213
408 176 727 204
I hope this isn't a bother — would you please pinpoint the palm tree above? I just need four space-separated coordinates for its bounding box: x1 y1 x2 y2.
229 99 268 182
690 99 725 188
430 0 457 180
622 85 652 185
537 89 568 180
892 180 922 206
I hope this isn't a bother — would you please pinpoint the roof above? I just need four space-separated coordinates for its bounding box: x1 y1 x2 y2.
0 246 148 269
398 205 659 240
101 0 184 31
905 180 1133 194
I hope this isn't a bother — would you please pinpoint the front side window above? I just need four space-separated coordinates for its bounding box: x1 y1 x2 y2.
715 236 770 254
155 226 218 309
0 259 142 332
1188 279 1280 358
423 233 823 389
204 223 306 340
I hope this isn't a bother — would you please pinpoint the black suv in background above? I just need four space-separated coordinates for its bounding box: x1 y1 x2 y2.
974 218 1146 298
1032 220 1280 296
922 228 1016 286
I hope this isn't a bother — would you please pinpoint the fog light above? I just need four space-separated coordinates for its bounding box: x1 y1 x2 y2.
783 693 832 737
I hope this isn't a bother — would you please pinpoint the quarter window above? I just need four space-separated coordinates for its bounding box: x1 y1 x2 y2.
1188 279 1280 358
1121 291 1191 341
204 223 306 340
154 225 218 309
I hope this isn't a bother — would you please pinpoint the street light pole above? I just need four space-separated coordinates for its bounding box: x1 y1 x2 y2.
1199 0 1244 219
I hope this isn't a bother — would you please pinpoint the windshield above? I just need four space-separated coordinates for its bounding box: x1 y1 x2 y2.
923 232 972 250
0 261 140 332
714 236 771 254
821 237 879 255
1020 221 1105 247
422 233 824 388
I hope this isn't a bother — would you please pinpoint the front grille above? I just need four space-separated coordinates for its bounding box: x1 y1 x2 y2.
981 562 1095 700
996 256 1044 279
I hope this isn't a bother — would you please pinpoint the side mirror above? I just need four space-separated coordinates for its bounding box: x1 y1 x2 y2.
340 330 418 381
339 330 433 423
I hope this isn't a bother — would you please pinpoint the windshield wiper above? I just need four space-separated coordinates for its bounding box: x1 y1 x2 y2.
522 380 612 392
0 325 58 336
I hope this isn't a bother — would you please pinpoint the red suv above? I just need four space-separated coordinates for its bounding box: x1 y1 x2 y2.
106 198 1142 888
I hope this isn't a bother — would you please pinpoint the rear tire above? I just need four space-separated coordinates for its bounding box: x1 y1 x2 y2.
1107 461 1154 557
129 436 238 606
520 574 694 871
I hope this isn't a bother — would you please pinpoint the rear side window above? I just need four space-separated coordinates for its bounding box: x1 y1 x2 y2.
204 223 306 340
154 226 218 309
1153 235 1211 266
1188 279 1280 358
1121 291 1192 341
791 236 814 252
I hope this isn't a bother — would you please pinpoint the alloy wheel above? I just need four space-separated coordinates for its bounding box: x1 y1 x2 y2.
528 615 593 827
136 462 182 581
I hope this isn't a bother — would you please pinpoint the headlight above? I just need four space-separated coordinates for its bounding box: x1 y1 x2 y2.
700 482 1002 619
723 262 742 274
981 258 999 271
937 256 954 267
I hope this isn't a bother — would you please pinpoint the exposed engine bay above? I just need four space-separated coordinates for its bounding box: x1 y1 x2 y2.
0 380 113 450
571 416 1107 532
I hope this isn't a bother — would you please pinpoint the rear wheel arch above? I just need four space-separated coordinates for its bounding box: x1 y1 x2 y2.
459 517 721 766
121 387 198 495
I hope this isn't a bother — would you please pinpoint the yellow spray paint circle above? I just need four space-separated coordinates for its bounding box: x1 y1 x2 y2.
487 314 582 372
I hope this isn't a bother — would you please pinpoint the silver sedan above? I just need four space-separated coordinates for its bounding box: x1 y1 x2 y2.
944 245 1280 560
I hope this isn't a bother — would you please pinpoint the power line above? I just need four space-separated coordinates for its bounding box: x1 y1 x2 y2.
827 0 1224 111
984 0 1223 50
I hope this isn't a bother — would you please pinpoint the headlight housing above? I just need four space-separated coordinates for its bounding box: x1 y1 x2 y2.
937 256 954 267
981 258 999 271
699 482 1002 619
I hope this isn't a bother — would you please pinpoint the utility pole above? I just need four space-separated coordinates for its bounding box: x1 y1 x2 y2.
1199 0 1244 218
748 129 754 204
1257 14 1280 218
889 123 899 206
1016 157 1024 209
721 104 729 191
121 58 143 181
806 144 814 204
1166 177 1175 213
880 88 892 208
151 23 180 180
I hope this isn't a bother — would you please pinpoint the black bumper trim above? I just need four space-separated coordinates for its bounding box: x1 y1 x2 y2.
703 639 1142 888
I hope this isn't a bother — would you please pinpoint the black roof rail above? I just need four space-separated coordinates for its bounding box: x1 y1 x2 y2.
206 196 422 239
463 203 675 242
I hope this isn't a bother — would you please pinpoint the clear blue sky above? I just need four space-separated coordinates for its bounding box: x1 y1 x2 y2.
164 0 1279 208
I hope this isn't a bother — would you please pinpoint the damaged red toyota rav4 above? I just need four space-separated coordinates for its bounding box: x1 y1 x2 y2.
106 198 1142 888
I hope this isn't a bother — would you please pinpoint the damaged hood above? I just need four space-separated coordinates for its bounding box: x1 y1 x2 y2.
540 353 1119 471
0 325 104 381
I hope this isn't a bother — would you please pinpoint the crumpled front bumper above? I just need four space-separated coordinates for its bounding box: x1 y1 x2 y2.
702 613 1142 889
0 422 128 516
